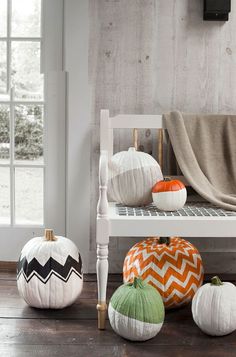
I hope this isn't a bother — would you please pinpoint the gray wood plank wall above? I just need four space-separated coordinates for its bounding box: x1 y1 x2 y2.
88 0 236 273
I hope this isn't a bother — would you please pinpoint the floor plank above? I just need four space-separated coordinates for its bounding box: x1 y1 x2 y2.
0 345 235 357
1 318 236 347
0 272 236 357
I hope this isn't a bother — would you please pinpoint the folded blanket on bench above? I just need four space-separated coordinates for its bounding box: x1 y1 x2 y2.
163 111 236 211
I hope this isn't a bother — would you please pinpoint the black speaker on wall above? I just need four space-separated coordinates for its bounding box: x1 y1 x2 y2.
204 0 231 21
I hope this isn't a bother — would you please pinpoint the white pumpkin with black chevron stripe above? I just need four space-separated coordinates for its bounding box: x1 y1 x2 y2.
17 229 83 309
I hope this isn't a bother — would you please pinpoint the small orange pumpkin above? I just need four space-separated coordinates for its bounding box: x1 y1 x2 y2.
152 178 187 211
123 237 204 309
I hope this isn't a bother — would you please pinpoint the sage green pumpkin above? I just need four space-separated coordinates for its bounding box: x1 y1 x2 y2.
108 277 165 341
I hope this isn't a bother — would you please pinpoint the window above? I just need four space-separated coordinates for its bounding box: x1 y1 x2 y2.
0 0 44 225
0 0 65 260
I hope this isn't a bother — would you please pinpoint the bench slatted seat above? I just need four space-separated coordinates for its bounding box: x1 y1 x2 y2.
96 110 236 329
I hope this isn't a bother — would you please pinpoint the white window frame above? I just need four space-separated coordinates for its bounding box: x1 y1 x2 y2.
0 0 65 260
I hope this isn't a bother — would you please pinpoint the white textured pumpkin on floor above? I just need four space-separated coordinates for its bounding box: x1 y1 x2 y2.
108 147 163 206
152 178 187 211
192 276 236 336
17 229 83 309
108 277 165 341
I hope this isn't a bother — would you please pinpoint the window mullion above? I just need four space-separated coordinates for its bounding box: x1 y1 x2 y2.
0 101 45 105
6 0 11 93
9 88 15 226
0 37 41 41
7 0 15 226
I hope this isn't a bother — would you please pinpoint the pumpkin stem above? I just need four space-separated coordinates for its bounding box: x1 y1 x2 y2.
211 276 223 286
159 237 170 245
44 229 57 241
163 177 172 181
133 277 144 289
132 128 138 150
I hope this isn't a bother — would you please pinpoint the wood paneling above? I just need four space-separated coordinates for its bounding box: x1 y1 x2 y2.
89 0 236 273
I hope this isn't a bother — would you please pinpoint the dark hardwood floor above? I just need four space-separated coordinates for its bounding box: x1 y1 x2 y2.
0 271 236 357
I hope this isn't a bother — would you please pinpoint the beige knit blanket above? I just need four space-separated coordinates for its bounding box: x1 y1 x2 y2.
163 111 236 211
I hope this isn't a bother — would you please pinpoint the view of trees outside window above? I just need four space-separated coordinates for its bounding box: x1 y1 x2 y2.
0 0 44 225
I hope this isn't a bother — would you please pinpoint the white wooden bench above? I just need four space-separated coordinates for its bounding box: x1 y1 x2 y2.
96 109 236 329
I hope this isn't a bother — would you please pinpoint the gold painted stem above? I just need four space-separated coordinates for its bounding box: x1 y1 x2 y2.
44 229 57 241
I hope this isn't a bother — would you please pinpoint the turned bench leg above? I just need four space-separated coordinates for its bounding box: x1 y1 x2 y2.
96 243 108 329
96 148 109 329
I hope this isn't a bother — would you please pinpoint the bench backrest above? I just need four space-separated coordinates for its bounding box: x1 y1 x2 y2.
100 109 189 185
100 109 164 157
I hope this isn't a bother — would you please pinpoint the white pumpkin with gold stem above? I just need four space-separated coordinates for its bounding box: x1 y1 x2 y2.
17 229 83 309
108 147 163 206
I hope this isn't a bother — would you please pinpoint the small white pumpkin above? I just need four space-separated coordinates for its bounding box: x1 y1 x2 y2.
108 147 163 206
17 229 83 309
192 276 236 336
108 277 165 341
152 178 187 211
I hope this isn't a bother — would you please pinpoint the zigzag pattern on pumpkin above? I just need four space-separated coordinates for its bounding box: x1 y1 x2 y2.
127 260 203 290
123 237 204 309
125 251 202 274
17 254 83 284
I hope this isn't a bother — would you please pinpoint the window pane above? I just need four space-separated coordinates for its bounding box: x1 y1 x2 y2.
15 105 43 163
15 167 43 225
11 0 41 37
0 167 10 224
0 0 7 37
0 41 7 94
0 105 10 162
12 41 43 101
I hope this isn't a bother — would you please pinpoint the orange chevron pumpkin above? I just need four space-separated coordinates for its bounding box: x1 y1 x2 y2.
123 237 204 309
